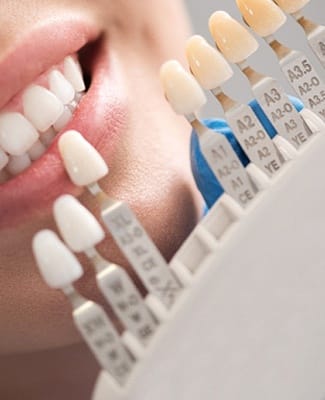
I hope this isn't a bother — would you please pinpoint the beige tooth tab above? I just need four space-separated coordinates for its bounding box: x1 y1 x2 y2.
209 11 259 64
6 154 31 175
23 85 64 132
236 0 287 37
273 0 310 14
58 130 109 186
186 35 233 90
160 60 207 115
0 112 39 156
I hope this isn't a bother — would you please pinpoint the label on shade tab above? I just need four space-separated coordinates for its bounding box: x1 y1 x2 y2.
308 26 325 69
199 129 257 208
281 51 325 122
101 202 182 309
97 266 157 345
74 301 134 385
253 77 313 148
226 104 284 177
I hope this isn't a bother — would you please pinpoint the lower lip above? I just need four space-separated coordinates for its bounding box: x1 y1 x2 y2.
0 40 129 229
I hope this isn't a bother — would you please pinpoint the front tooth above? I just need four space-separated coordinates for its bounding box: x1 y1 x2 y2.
49 70 75 105
160 60 207 115
53 107 72 132
6 154 31 175
58 130 109 186
209 11 259 64
0 112 39 156
53 194 105 252
186 35 233 90
236 0 287 37
0 148 9 170
28 140 46 160
64 56 86 92
41 127 57 147
23 85 64 132
274 0 310 14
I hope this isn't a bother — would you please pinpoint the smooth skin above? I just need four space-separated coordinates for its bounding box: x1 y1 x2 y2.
0 1 202 399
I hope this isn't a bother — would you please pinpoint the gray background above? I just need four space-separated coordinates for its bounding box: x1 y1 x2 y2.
185 0 324 118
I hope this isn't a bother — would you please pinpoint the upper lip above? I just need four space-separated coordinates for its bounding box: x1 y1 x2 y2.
0 16 99 110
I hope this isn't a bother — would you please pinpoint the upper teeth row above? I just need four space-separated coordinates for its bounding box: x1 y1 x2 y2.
0 56 86 179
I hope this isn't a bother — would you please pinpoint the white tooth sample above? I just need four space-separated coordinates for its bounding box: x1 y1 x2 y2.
274 0 310 13
0 148 9 170
28 140 46 161
54 194 105 252
209 11 259 64
186 35 233 90
58 130 109 186
236 0 287 37
64 56 86 92
32 230 83 289
49 70 75 105
41 127 57 147
6 154 31 175
160 60 207 115
0 112 39 156
23 85 64 132
53 107 72 132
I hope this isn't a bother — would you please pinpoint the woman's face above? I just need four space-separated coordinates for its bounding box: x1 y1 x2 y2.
0 0 201 353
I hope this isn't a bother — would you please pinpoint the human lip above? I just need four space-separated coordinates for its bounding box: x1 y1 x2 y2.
0 23 128 228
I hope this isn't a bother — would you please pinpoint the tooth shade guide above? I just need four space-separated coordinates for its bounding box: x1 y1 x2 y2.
273 0 311 14
208 11 259 64
190 117 257 207
236 0 287 37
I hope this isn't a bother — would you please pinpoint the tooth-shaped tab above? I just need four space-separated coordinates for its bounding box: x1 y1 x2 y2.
6 154 31 175
28 140 46 161
49 70 75 105
209 11 259 64
53 107 72 132
54 194 105 252
160 60 207 115
0 148 9 170
236 0 287 37
23 85 64 132
64 56 86 92
186 35 233 90
274 0 310 13
32 230 83 289
0 112 39 156
58 130 109 186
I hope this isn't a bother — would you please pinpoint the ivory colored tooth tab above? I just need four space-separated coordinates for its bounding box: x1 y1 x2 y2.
58 130 109 186
160 60 206 115
54 194 105 252
32 230 83 289
0 112 39 156
209 11 259 64
274 0 310 14
236 0 287 37
186 35 233 90
64 56 86 92
23 85 64 132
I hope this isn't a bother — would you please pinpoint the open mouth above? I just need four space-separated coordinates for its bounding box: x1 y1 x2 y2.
0 19 128 227
0 51 89 183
